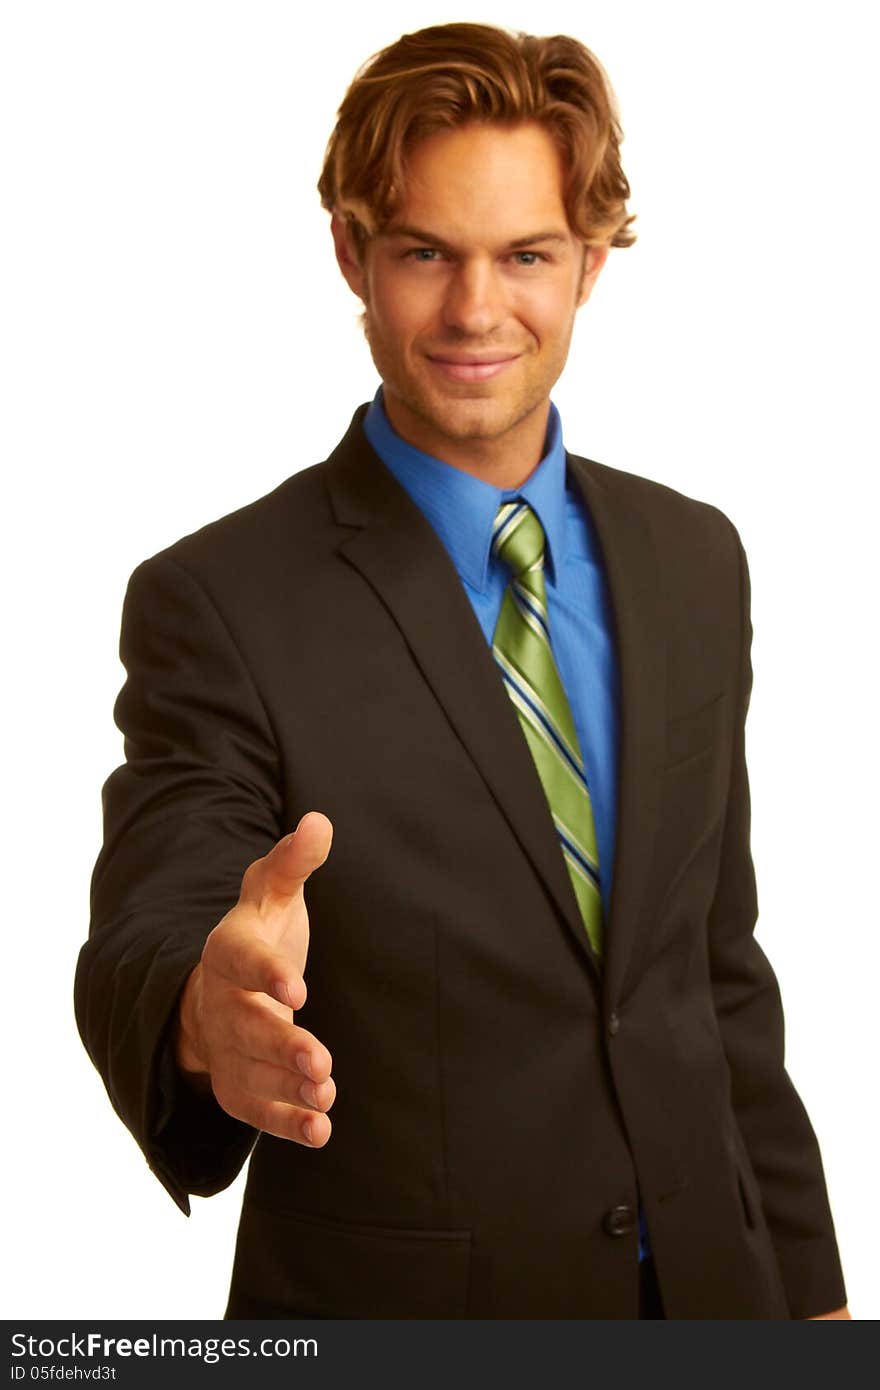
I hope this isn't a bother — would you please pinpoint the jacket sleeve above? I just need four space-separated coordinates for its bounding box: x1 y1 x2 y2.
75 551 285 1212
707 524 847 1317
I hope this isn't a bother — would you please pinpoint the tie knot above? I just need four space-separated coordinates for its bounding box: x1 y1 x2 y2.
492 501 545 579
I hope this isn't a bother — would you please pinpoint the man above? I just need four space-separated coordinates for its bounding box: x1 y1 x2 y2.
75 22 849 1319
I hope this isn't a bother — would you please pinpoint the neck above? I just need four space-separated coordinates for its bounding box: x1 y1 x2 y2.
381 390 551 490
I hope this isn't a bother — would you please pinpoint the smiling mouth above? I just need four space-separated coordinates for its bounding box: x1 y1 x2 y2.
426 355 520 383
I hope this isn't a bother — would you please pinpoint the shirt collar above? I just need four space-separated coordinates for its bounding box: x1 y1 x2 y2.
363 386 568 593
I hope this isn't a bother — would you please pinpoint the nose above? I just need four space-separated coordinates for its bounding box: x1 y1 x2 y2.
442 257 507 336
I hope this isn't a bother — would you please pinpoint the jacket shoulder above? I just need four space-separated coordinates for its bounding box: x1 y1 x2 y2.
569 451 743 558
127 459 336 604
170 459 329 563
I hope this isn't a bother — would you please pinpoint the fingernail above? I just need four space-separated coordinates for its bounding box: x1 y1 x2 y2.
296 1050 312 1078
303 1120 314 1144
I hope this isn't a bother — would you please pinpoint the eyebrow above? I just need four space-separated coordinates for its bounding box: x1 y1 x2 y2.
380 224 571 251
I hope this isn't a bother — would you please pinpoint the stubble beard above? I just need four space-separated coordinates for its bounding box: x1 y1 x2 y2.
363 307 576 448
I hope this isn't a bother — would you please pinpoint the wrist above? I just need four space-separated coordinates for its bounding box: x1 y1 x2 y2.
175 963 210 1081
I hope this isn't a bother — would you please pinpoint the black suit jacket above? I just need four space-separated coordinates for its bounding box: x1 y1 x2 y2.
75 406 846 1318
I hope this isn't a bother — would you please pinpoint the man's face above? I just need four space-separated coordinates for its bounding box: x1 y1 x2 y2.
332 121 608 476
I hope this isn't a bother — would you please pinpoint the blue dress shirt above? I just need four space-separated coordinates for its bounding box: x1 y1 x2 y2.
363 386 650 1261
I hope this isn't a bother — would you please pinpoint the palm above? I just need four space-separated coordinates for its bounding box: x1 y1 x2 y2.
184 810 337 1147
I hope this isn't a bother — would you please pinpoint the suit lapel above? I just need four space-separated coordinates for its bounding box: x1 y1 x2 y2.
566 454 667 1007
325 409 601 981
323 411 667 999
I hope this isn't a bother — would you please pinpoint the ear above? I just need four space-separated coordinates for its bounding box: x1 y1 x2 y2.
576 243 610 308
331 212 367 300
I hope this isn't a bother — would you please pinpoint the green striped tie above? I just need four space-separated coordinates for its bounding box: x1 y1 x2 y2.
491 500 604 956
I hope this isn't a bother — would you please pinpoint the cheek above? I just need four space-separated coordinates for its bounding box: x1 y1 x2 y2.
371 277 435 340
510 285 577 344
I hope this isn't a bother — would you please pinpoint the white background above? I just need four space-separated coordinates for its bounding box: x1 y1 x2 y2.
2 0 876 1319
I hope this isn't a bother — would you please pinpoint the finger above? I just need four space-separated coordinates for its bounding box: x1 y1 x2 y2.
202 914 307 1008
291 1028 334 1084
221 1052 336 1113
224 998 334 1079
214 1084 333 1146
297 1074 337 1112
244 812 334 908
257 1102 332 1148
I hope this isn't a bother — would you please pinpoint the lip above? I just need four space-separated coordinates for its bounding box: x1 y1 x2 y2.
426 354 519 383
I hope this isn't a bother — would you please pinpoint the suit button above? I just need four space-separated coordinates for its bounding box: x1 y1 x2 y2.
608 1011 620 1036
603 1204 636 1237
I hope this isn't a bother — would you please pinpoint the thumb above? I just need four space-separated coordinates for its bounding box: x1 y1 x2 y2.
256 811 334 904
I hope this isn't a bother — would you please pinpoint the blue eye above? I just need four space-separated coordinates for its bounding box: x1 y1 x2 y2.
403 246 546 265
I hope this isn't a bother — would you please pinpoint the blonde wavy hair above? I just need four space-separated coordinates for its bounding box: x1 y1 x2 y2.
317 22 637 258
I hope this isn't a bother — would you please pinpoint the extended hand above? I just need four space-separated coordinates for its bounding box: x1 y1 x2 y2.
175 811 336 1146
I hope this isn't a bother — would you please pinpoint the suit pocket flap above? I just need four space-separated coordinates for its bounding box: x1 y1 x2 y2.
664 692 726 769
227 1202 471 1318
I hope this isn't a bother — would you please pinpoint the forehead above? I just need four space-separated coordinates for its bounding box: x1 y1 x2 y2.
387 121 572 243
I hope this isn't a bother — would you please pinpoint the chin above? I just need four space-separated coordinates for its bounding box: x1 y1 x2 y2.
412 385 530 438
423 403 517 442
